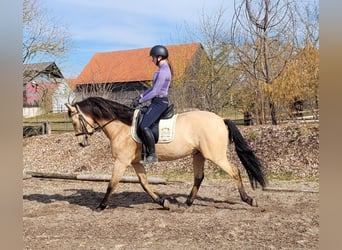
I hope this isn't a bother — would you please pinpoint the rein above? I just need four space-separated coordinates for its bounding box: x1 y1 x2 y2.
99 118 116 130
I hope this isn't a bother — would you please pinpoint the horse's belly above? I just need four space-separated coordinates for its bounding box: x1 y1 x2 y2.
155 110 227 161
155 115 199 160
156 141 195 161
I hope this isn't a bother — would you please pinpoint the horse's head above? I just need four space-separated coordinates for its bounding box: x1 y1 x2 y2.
65 103 95 147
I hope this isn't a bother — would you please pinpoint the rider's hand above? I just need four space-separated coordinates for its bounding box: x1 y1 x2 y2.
131 96 140 108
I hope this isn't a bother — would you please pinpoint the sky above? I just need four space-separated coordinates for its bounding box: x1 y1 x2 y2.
40 0 233 78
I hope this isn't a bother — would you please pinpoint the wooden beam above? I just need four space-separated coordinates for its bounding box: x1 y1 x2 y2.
24 171 167 184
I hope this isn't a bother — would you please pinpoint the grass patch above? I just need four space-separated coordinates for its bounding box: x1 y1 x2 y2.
208 168 229 179
266 172 319 182
160 169 194 181
247 130 260 140
24 112 69 122
221 108 244 120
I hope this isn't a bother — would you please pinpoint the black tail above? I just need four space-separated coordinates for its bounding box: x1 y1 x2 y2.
224 119 267 189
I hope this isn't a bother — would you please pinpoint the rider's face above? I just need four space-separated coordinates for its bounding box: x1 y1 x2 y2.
151 56 157 64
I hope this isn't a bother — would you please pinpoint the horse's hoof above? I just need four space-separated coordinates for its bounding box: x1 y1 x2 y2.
95 204 107 212
252 199 258 207
163 199 170 210
94 207 102 212
185 198 193 207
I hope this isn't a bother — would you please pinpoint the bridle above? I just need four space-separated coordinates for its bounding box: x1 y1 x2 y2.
70 105 116 137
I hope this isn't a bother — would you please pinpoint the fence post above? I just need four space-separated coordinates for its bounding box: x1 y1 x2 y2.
244 111 252 126
44 122 51 134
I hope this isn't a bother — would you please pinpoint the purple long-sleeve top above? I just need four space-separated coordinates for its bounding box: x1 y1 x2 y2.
139 62 171 103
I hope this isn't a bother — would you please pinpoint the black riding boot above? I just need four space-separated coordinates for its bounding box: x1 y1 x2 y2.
140 127 158 165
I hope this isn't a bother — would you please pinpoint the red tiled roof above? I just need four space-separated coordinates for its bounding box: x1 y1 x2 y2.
75 43 202 85
66 78 77 90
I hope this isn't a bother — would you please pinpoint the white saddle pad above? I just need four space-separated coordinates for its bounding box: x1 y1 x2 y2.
131 109 178 144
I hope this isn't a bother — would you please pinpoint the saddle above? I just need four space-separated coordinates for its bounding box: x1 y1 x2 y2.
135 104 175 143
131 104 177 162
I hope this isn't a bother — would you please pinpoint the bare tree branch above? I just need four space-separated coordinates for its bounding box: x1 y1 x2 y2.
231 0 297 124
23 0 71 64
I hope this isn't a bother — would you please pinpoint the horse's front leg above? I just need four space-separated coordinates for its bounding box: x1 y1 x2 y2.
96 160 128 211
132 163 170 210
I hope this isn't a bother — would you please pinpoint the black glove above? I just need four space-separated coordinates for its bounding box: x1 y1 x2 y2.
131 96 140 108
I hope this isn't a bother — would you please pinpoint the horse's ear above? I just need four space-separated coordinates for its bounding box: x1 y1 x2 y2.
65 103 73 110
75 104 81 112
65 103 77 113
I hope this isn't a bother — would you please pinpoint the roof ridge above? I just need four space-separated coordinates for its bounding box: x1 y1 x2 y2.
93 42 201 55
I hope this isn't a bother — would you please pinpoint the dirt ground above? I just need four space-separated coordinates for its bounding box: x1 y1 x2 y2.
23 177 318 249
23 124 319 249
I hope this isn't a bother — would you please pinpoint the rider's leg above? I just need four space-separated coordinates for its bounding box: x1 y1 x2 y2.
140 127 158 164
139 97 168 164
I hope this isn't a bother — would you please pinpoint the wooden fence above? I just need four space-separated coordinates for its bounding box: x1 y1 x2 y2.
23 121 74 137
23 109 319 137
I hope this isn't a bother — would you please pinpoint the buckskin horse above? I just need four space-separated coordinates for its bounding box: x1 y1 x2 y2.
65 96 267 211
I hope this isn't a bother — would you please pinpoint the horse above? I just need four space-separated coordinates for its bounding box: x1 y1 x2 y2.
65 96 267 211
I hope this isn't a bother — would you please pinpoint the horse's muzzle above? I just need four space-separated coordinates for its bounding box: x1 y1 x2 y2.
78 135 90 147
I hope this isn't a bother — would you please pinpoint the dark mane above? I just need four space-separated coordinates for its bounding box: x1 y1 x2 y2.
75 97 134 125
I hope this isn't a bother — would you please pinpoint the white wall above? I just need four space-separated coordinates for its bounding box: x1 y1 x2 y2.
52 80 75 113
23 107 44 118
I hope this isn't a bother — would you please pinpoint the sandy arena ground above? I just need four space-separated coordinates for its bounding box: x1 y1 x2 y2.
23 177 318 249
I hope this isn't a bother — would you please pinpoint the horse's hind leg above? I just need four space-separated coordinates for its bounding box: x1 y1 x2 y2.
186 152 205 206
214 158 257 207
132 163 170 209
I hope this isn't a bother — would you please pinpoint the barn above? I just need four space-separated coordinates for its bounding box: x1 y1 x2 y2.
23 62 74 117
73 43 208 108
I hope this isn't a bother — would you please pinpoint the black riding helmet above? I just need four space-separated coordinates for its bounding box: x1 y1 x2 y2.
149 45 168 59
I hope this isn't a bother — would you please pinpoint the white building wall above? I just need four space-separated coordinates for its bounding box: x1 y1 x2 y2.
23 107 44 118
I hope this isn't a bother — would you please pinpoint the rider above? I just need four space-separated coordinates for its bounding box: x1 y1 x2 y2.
136 45 172 165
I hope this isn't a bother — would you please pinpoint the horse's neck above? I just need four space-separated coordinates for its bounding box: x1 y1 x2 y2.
99 119 130 140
